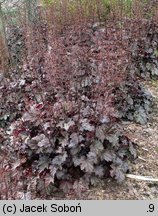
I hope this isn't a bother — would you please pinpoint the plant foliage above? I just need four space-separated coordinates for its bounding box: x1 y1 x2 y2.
131 22 158 79
114 80 152 124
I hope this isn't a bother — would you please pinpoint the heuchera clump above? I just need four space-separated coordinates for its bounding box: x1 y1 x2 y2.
0 21 153 196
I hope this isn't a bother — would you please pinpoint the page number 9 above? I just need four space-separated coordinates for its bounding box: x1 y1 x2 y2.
148 204 154 213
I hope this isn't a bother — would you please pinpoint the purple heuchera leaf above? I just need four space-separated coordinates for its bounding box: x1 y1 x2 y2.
38 156 50 173
60 181 73 193
87 152 98 164
56 169 66 180
43 122 51 130
102 150 114 162
73 156 82 166
110 165 125 183
49 165 57 178
22 112 33 122
38 137 50 148
90 176 100 186
45 175 55 187
106 133 119 146
80 157 94 173
64 120 75 131
94 165 104 177
31 134 45 142
95 125 106 142
52 152 67 166
80 118 95 132
90 141 104 154
100 115 110 124
69 133 79 148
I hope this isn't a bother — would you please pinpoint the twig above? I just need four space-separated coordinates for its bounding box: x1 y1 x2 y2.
138 156 146 162
142 147 149 152
126 174 158 182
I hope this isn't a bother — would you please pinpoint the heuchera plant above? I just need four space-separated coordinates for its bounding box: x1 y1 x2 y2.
7 98 137 195
114 80 152 124
0 12 153 197
2 26 138 193
131 22 158 79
